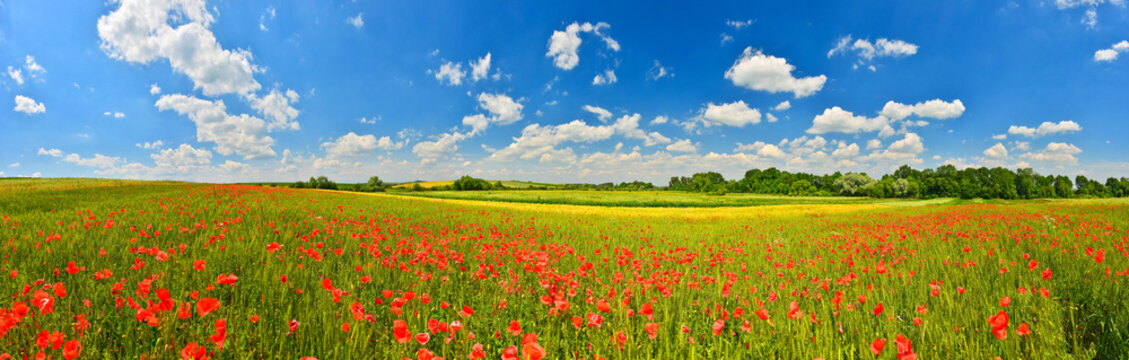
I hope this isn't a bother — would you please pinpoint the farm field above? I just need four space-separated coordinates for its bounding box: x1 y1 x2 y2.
391 180 564 190
1 179 1128 359
394 189 917 208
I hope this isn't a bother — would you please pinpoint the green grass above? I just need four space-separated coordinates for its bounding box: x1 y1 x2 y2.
0 179 1126 359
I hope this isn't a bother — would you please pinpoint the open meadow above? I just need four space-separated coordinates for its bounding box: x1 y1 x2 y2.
1 179 1127 359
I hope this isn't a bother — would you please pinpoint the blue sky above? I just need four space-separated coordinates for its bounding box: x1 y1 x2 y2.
2 0 1128 183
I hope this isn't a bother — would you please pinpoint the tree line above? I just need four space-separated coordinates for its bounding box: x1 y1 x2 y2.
668 165 1129 199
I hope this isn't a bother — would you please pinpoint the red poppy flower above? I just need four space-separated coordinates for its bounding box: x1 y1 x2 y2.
196 298 220 317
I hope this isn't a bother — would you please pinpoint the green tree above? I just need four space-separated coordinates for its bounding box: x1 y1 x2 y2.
832 173 875 196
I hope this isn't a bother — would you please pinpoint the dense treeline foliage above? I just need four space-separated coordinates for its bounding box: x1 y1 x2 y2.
669 165 1129 199
288 166 1128 199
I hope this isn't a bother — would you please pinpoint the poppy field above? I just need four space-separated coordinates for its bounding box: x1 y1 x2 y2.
1 180 1128 359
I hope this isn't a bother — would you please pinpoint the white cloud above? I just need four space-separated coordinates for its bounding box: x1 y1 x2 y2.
155 94 276 159
583 105 613 122
666 139 698 153
434 61 466 86
866 139 882 149
648 60 673 80
62 153 123 169
887 132 925 154
757 144 788 159
650 115 669 125
151 143 212 168
828 35 918 69
23 55 45 76
983 143 1009 159
259 6 276 31
220 160 250 172
8 163 19 168
1021 142 1082 165
726 19 754 29
1007 120 1082 138
6 66 22 85
992 134 1007 140
137 140 164 149
592 69 617 85
489 115 651 161
720 34 734 45
1094 40 1128 62
807 106 887 134
97 0 261 97
832 142 860 158
477 93 523 125
1054 0 1124 29
347 13 364 29
879 99 965 121
773 100 791 111
413 131 471 163
1013 141 1031 151
38 148 64 157
700 100 762 127
471 53 492 82
13 95 45 114
149 83 161 95
725 47 826 98
766 113 778 123
546 21 619 70
322 132 405 157
246 88 300 131
104 111 126 118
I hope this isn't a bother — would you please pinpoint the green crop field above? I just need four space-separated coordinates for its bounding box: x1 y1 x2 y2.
1 179 1127 359
394 189 947 207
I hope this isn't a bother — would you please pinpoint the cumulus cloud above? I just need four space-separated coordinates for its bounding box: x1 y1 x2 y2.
546 21 619 70
7 66 22 85
773 100 791 112
828 35 917 70
583 105 613 122
322 132 405 157
434 61 466 86
666 139 698 153
1094 40 1128 61
155 94 276 159
149 83 161 94
104 111 126 118
725 47 826 98
488 113 665 162
246 89 300 131
462 93 524 134
650 115 669 125
97 0 261 97
879 99 965 121
471 53 492 81
434 53 496 85
151 143 212 168
1007 120 1082 138
983 143 1009 159
592 69 617 85
807 107 887 134
700 100 762 127
413 131 472 163
38 148 64 157
14 95 46 114
1021 142 1082 165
